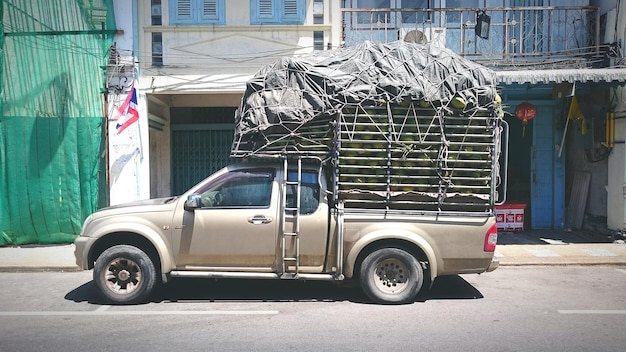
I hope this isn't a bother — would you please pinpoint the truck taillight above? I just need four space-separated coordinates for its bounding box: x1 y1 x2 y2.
484 223 498 252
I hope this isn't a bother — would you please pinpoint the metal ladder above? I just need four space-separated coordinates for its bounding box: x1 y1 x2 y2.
280 157 302 278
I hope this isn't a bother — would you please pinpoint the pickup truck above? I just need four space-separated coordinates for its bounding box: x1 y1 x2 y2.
75 41 503 304
75 105 504 307
75 155 499 305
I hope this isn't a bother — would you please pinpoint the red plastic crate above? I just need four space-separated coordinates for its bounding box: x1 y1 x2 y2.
495 203 526 232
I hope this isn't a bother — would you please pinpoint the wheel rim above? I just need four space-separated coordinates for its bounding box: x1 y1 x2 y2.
103 257 142 295
371 257 410 294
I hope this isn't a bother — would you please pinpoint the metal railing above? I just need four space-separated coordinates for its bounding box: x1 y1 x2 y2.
341 6 605 69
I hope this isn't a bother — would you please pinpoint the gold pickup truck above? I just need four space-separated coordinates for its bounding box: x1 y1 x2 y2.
75 158 499 305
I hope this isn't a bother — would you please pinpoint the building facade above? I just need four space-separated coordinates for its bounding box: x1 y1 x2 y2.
108 0 626 233
108 0 341 205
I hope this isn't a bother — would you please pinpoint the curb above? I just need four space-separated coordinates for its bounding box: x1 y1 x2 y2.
0 266 81 273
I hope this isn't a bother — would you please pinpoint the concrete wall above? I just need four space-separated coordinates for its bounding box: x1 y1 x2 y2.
602 0 626 230
591 0 626 230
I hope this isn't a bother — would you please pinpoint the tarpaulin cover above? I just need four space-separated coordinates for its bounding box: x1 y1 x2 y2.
0 0 114 245
233 40 499 152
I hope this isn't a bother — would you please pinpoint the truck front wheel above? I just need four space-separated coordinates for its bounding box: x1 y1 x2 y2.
359 247 423 304
93 245 157 304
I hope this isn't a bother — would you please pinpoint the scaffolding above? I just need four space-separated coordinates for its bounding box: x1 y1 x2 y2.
0 0 116 245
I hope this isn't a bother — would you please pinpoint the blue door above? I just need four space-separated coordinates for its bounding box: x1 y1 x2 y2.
530 103 565 229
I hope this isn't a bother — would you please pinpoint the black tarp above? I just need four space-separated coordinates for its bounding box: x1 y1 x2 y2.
233 40 499 154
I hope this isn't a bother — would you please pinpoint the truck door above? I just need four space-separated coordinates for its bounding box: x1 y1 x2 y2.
284 169 330 272
175 168 279 269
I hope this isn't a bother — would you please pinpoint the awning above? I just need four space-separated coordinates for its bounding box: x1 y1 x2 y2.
495 68 626 84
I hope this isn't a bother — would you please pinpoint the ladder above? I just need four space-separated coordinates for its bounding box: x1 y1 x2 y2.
280 157 302 278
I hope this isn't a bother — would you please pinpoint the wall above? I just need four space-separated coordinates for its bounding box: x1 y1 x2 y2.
565 88 609 220
138 0 342 93
603 0 626 230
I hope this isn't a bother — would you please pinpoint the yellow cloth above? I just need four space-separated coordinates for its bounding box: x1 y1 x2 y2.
568 96 586 134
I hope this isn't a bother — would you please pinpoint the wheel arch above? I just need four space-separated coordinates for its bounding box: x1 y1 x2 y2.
345 232 438 286
87 232 169 282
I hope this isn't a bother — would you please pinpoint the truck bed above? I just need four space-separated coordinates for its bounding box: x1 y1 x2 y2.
231 102 502 215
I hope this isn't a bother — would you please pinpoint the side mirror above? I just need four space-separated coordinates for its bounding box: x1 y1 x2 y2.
184 194 202 211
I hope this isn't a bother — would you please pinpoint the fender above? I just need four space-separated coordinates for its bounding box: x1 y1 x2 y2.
344 228 439 284
86 216 174 274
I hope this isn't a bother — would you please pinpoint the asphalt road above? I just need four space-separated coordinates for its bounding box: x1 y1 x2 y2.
1 267 625 352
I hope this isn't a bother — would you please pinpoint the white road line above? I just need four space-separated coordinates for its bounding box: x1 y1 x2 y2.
616 269 626 274
0 310 279 316
558 310 626 315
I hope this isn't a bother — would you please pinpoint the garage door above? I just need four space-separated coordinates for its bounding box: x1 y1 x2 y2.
171 124 234 195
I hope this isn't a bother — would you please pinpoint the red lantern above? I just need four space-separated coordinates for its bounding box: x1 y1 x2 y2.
515 102 536 135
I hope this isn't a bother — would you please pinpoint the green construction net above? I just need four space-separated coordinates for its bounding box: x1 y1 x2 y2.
0 0 115 245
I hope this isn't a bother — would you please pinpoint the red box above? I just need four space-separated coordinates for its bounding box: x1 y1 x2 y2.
495 203 526 232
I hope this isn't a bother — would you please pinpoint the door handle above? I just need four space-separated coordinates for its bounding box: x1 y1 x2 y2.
247 215 273 225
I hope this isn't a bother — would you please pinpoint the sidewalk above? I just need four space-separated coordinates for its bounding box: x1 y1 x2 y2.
0 230 624 271
495 229 626 266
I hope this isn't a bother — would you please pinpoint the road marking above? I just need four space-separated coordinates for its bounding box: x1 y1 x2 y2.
527 249 560 257
558 310 626 315
616 269 626 274
0 310 279 316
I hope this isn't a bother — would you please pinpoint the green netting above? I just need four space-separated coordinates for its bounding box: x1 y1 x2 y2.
0 0 115 245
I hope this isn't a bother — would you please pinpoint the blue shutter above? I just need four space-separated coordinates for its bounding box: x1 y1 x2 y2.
251 0 304 24
171 0 224 25
171 0 194 24
253 0 277 22
199 0 224 23
201 0 218 20
282 0 305 24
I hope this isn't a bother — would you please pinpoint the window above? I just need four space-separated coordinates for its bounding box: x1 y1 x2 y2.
170 0 225 25
198 170 274 208
313 31 324 50
251 0 305 25
355 0 392 25
445 0 478 24
152 32 163 66
286 170 320 215
401 0 429 24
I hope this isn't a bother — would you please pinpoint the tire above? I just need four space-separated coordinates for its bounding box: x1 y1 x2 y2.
93 245 157 304
359 247 423 304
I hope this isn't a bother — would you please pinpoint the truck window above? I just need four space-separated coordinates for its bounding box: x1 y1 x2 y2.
198 170 274 208
286 170 320 215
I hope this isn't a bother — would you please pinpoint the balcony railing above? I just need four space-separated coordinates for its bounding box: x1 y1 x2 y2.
341 6 609 69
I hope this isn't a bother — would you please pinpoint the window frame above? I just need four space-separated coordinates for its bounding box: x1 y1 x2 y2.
169 0 225 25
286 170 321 215
197 169 275 209
250 0 306 25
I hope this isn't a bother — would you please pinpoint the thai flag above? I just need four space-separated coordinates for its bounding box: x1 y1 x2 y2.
114 82 139 134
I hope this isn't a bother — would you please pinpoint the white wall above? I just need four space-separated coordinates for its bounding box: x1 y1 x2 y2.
108 0 151 205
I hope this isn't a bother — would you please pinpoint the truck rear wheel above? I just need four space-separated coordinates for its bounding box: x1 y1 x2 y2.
93 245 157 304
359 247 423 304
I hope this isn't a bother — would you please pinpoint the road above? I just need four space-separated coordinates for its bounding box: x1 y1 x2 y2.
0 267 625 352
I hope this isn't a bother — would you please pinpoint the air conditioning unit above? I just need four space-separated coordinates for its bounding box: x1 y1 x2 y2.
398 27 446 48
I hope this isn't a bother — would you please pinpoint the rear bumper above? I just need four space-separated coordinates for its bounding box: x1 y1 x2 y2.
486 257 499 272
